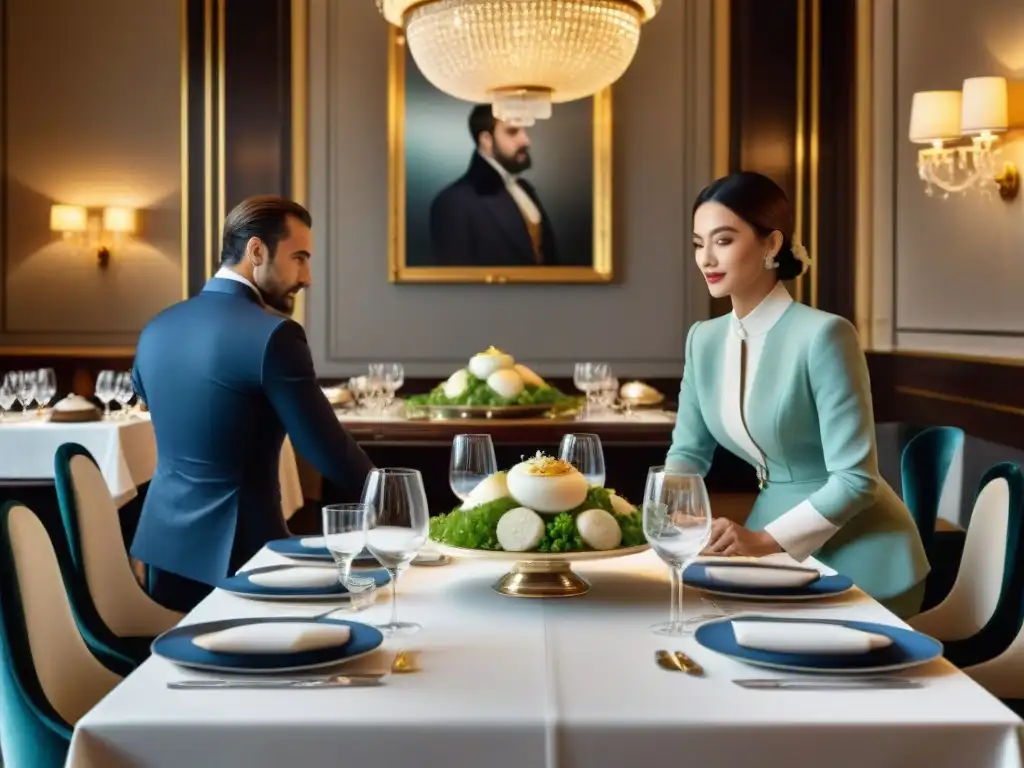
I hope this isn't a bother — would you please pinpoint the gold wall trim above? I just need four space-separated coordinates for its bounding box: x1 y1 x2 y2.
0 346 137 358
808 0 820 309
896 386 1024 418
203 0 214 279
180 0 190 300
291 0 309 326
793 0 806 305
216 0 226 267
872 348 1024 369
385 27 614 284
712 0 730 178
854 0 873 346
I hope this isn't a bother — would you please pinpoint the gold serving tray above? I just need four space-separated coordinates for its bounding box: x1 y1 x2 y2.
420 403 562 420
434 542 650 598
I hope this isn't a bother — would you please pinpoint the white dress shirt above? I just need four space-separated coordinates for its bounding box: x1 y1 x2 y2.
214 266 261 301
721 281 840 560
479 152 542 225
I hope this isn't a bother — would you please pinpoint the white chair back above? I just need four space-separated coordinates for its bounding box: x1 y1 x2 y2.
910 478 1010 640
280 436 304 522
68 453 183 635
6 504 121 725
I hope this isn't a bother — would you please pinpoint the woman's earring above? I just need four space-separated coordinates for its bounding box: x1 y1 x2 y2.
764 253 779 270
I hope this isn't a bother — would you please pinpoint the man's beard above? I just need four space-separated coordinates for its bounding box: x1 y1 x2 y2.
494 147 531 175
258 286 298 315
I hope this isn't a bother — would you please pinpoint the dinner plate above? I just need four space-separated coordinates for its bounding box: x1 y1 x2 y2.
152 617 384 673
266 535 379 566
219 564 391 601
683 561 854 601
694 616 942 675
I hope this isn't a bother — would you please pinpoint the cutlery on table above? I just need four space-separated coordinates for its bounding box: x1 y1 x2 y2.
655 649 703 675
167 674 386 690
734 677 922 691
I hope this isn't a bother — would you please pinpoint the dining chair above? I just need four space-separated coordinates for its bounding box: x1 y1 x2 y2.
54 443 183 665
900 426 966 554
280 435 305 522
908 462 1024 669
0 501 130 768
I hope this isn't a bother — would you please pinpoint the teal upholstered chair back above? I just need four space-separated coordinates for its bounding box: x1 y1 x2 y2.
54 443 182 653
0 501 127 768
901 426 966 553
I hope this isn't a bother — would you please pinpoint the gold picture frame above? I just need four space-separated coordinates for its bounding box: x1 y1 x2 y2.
386 28 613 285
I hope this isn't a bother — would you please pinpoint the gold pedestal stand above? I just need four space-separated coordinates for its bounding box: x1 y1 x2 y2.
435 543 650 599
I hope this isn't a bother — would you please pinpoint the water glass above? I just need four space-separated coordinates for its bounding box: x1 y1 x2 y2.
96 370 116 417
14 371 37 413
449 434 498 502
361 468 430 636
642 467 712 636
322 503 372 586
558 433 606 487
573 362 612 419
36 368 57 410
0 374 16 418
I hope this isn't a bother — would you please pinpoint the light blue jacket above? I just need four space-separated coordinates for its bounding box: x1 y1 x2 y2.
667 302 929 601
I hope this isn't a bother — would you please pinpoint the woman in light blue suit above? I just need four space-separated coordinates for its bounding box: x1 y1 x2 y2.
668 172 929 617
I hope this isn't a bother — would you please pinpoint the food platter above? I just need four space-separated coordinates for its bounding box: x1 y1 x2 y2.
435 542 650 598
421 403 561 420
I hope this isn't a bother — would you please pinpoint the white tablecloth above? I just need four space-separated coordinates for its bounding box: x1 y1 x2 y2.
67 549 1023 768
0 415 156 505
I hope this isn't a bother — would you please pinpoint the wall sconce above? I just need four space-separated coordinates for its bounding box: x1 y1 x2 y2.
49 204 138 268
909 77 1020 200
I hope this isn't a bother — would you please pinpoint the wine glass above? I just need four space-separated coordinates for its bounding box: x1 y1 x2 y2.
35 368 57 412
370 363 405 409
0 374 16 419
642 467 712 636
114 372 135 416
95 370 116 418
449 434 497 502
14 371 37 415
322 503 374 605
559 433 606 487
573 362 611 420
361 468 429 636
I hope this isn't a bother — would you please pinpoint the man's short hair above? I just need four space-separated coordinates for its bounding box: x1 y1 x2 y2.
220 195 312 266
468 104 497 146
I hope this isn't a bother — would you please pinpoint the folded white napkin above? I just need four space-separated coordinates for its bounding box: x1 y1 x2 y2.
192 622 352 654
705 565 820 588
247 567 339 589
299 536 326 549
732 621 893 655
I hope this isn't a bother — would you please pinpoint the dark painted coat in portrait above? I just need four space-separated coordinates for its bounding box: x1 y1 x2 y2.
428 153 559 267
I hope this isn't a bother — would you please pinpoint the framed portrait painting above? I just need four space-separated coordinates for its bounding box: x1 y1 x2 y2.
387 28 613 284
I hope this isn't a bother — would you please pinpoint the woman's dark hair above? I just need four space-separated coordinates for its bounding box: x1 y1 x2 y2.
692 171 806 281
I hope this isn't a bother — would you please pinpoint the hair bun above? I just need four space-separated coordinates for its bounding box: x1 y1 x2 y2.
775 241 810 281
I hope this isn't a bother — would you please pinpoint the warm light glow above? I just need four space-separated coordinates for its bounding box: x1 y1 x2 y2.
960 76 1009 135
376 0 661 125
102 206 137 234
908 91 962 143
49 204 88 234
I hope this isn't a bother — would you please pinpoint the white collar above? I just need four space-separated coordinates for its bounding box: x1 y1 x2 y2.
214 266 261 300
731 281 793 340
479 151 516 185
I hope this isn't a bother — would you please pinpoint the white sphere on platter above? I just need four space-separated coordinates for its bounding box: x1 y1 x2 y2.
576 508 622 551
487 369 524 399
506 453 589 514
468 347 515 379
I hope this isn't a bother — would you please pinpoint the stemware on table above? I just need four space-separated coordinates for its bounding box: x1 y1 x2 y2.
558 433 606 487
0 374 16 418
95 370 117 417
642 467 713 636
360 468 430 636
573 362 613 420
35 368 57 412
13 371 37 415
449 433 498 502
113 371 135 416
322 503 378 610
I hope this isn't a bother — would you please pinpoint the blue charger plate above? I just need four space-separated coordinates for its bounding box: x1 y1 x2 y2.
684 561 854 601
152 617 384 673
266 535 379 566
219 565 391 601
694 615 943 674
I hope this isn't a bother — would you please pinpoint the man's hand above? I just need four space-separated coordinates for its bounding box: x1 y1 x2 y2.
702 518 782 557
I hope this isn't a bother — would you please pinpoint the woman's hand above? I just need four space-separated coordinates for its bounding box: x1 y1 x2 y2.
703 518 782 557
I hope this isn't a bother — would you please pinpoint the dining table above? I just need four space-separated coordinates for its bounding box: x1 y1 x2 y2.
66 547 1024 768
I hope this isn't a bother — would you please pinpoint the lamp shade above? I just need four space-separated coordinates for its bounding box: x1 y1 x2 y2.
909 91 962 143
49 204 87 233
377 0 661 125
102 206 136 234
960 76 1008 135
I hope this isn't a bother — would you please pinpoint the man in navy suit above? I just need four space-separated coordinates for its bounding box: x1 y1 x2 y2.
131 196 374 611
429 104 558 267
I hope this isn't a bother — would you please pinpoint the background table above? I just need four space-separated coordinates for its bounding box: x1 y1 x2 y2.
68 549 1023 768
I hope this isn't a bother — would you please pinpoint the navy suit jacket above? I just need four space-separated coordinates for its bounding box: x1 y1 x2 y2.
131 277 373 585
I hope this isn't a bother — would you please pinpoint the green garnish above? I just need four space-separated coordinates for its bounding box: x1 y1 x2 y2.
405 371 575 409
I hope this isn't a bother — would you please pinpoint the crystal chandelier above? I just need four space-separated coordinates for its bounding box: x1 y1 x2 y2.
376 0 662 126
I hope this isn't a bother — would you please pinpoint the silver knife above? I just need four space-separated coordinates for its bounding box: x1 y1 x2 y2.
168 674 385 690
734 677 922 690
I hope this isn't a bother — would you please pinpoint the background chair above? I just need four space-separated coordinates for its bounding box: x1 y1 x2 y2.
909 462 1024 669
54 443 182 665
901 426 966 554
0 501 130 768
